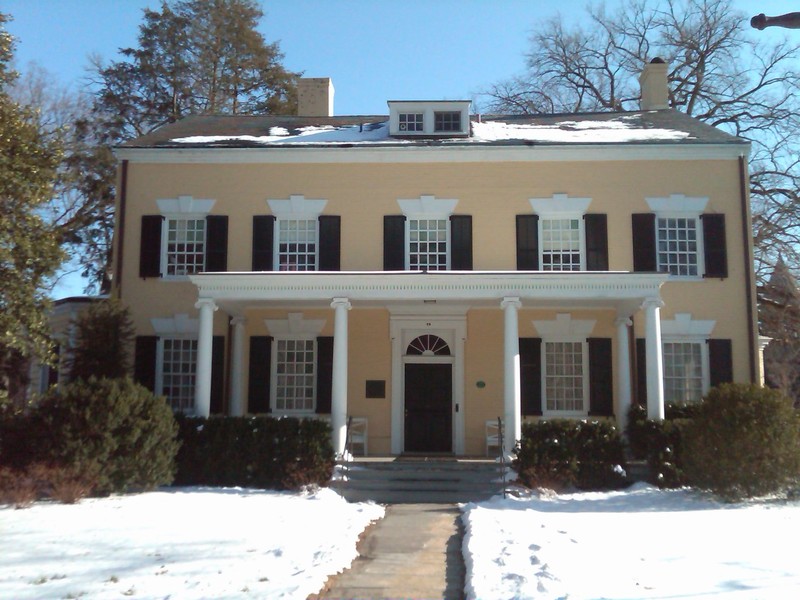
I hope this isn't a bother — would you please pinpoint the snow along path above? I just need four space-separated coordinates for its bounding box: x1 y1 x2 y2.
461 482 800 600
0 487 384 600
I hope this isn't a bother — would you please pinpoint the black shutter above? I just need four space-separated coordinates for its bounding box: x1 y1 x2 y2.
708 339 733 387
632 213 657 272
205 215 228 272
48 344 61 387
384 215 406 271
134 336 158 392
450 215 473 270
588 337 614 416
248 336 272 413
585 214 609 271
316 336 334 414
701 214 728 278
210 335 225 414
520 337 543 416
516 214 539 270
139 215 163 278
318 215 341 271
252 215 275 271
635 338 647 406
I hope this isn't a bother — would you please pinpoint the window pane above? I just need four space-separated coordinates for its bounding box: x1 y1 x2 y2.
166 218 206 276
657 217 699 276
409 218 448 271
275 339 315 411
541 218 582 271
434 111 461 132
663 342 704 403
545 341 584 412
162 338 197 413
278 218 317 271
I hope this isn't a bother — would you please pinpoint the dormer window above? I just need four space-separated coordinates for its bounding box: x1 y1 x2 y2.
434 111 461 132
399 113 423 132
388 100 471 138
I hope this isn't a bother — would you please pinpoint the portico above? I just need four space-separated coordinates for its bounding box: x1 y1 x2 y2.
189 270 668 456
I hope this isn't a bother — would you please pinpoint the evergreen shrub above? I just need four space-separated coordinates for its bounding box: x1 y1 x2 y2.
682 383 800 501
175 415 335 490
514 419 628 491
29 377 179 495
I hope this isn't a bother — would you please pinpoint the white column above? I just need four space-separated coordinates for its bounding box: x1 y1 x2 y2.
194 298 218 418
643 298 665 421
331 298 351 457
229 316 246 417
615 316 633 433
501 297 522 454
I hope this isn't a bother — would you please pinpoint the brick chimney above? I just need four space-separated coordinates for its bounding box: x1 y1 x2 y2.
297 77 335 117
639 58 669 111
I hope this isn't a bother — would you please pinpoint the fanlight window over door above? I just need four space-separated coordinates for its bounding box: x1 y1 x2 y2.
406 334 451 356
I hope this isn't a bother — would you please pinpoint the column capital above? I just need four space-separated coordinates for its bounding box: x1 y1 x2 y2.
642 297 665 310
230 315 247 327
501 297 522 310
615 316 633 328
331 297 352 310
195 298 218 312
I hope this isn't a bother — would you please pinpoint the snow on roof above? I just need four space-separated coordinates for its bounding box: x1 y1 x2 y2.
168 115 692 146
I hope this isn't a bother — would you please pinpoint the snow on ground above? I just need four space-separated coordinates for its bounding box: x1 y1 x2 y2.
0 487 383 600
462 482 800 600
4 483 800 599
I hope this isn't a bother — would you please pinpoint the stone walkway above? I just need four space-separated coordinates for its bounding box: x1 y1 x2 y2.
313 503 465 600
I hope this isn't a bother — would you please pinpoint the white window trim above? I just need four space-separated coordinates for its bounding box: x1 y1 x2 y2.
267 195 327 271
156 196 216 281
529 194 592 271
660 313 715 402
533 314 596 417
265 313 327 416
398 195 458 271
646 194 708 280
388 101 471 136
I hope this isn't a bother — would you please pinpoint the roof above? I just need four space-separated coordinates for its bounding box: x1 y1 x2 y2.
120 109 746 150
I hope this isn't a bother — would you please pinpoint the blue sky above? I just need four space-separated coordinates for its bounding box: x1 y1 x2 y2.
1 0 791 297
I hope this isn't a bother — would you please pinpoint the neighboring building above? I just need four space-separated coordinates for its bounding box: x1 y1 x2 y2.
112 65 760 456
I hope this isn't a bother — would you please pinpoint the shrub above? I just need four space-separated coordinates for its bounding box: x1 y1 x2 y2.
66 298 135 381
682 383 800 501
175 415 334 490
0 463 96 507
30 377 179 495
514 419 627 491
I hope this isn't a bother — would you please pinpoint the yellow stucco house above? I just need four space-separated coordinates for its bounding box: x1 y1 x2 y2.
112 62 760 457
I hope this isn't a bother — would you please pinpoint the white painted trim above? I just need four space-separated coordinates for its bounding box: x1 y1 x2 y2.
116 143 750 164
156 195 215 215
532 313 596 337
398 194 459 217
151 313 199 335
660 313 715 337
646 194 708 213
529 193 592 215
267 194 327 218
264 312 326 336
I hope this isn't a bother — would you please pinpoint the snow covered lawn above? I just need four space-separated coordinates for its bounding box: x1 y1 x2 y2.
0 487 383 599
462 482 800 600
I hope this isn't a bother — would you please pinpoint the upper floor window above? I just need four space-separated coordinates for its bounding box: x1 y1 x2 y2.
409 218 449 270
434 111 461 132
277 218 318 271
165 217 206 276
399 112 423 132
518 194 607 271
634 195 727 279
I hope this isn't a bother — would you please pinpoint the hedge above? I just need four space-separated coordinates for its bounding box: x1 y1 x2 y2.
174 415 335 490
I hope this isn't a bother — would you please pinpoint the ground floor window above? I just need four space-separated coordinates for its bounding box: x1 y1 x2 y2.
544 341 586 413
275 338 316 411
663 340 705 403
159 337 197 413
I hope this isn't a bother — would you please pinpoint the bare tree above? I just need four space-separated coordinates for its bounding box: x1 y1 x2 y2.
482 0 800 285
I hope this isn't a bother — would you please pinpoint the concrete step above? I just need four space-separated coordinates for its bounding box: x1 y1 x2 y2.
332 457 514 504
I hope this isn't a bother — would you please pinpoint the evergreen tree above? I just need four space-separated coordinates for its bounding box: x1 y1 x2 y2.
66 298 136 382
0 14 64 396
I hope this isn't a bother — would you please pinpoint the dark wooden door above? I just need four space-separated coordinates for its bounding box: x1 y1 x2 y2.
404 363 452 453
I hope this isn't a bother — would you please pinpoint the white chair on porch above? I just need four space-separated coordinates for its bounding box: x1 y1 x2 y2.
485 418 502 457
347 417 368 456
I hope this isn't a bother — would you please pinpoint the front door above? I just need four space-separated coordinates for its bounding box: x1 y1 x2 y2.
404 363 452 453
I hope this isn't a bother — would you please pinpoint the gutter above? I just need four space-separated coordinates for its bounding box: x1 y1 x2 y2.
739 155 757 383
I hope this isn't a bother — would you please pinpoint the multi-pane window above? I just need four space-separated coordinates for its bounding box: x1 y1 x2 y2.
165 218 205 276
663 341 704 403
434 111 461 132
657 216 699 276
161 338 197 413
545 341 585 412
409 218 448 270
275 339 316 411
278 218 317 271
541 218 582 271
399 112 423 132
